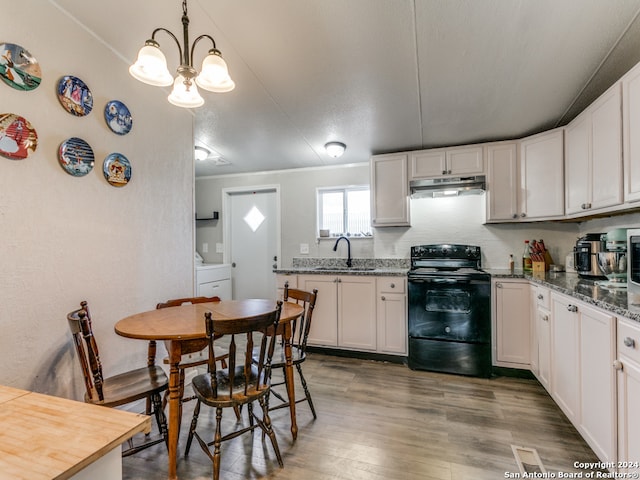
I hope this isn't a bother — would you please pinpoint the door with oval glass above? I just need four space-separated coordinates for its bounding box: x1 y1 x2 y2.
225 187 279 300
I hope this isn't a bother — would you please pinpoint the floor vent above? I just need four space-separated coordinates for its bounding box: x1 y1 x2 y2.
511 445 547 475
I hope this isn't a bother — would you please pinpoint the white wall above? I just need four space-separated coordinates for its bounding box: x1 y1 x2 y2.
0 4 194 398
196 163 598 270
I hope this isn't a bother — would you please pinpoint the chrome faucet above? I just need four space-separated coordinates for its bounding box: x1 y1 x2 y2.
333 236 352 268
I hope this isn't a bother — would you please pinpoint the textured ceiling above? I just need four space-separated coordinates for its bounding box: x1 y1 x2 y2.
53 0 640 176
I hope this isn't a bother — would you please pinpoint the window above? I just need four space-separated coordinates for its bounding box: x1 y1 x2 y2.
317 186 371 237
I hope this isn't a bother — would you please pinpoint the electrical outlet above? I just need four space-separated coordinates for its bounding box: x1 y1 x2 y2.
202 243 208 253
215 243 223 253
300 243 309 254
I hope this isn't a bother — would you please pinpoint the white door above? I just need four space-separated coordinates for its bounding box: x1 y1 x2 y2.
226 188 279 300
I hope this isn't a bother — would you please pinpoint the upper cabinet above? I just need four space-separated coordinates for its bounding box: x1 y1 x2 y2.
370 153 410 227
486 130 564 222
565 84 622 215
486 142 518 222
623 62 640 203
409 145 484 179
518 128 565 220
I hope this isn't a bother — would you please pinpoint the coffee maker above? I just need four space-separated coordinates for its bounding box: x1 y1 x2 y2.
574 233 607 279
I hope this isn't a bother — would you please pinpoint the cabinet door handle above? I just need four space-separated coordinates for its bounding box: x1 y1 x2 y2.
381 296 386 301
442 170 447 175
496 283 502 288
624 337 636 348
542 314 549 322
520 213 527 217
390 283 395 289
567 304 578 313
537 294 544 300
613 360 623 371
512 213 518 219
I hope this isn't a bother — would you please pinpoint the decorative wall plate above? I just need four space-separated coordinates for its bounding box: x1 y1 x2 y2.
57 75 93 116
103 153 131 187
58 137 94 177
104 100 132 135
0 43 41 91
0 113 37 160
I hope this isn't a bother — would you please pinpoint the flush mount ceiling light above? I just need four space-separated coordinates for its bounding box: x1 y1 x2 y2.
325 141 346 158
129 0 235 108
194 145 210 161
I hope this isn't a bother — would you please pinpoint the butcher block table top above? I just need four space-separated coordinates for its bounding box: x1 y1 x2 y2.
0 385 150 480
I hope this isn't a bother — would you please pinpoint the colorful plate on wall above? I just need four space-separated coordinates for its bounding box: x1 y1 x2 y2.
103 153 131 187
58 137 94 177
104 100 133 135
0 113 38 160
0 43 42 91
57 75 93 116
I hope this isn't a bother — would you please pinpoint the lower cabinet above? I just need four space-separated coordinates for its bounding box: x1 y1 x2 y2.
297 274 377 351
492 279 531 367
616 317 640 470
550 292 616 464
278 273 407 355
550 293 581 424
578 303 616 464
376 277 407 355
531 285 551 391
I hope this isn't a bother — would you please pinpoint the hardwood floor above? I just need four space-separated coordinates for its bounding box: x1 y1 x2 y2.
122 353 601 480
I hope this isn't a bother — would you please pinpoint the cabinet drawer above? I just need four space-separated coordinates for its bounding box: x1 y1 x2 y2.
618 318 640 364
377 277 405 294
534 286 550 309
277 274 297 289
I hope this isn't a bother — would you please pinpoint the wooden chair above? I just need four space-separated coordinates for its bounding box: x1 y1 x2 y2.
185 301 284 480
67 300 168 457
268 285 318 418
153 296 225 406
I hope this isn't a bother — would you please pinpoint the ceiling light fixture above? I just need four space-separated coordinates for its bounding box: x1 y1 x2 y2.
325 141 346 158
129 0 235 108
194 145 210 161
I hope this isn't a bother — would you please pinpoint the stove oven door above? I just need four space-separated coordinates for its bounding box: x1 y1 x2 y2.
408 276 490 343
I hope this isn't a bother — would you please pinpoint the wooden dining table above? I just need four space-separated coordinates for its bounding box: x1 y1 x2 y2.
114 298 304 480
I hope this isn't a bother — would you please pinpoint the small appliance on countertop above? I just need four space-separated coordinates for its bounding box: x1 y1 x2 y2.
596 229 628 289
574 233 607 280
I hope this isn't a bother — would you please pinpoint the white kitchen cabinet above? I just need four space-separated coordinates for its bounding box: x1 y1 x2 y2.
531 285 551 391
518 128 565 220
565 84 622 215
550 292 580 424
616 317 640 470
485 142 519 222
338 276 377 351
299 274 376 351
492 279 530 367
623 61 640 203
299 275 339 346
275 273 297 300
579 302 616 464
370 153 410 227
376 277 407 355
409 145 484 179
195 264 232 300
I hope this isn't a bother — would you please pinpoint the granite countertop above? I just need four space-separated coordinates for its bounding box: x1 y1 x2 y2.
274 257 409 277
275 266 408 276
486 268 640 322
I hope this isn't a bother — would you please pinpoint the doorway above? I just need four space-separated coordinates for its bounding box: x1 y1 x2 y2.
223 186 280 300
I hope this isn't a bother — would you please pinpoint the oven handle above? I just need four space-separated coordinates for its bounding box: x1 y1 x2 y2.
408 277 489 285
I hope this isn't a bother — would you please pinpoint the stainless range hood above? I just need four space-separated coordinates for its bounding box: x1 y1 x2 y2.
410 175 486 198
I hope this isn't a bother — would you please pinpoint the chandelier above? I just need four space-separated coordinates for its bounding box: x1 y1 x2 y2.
129 0 234 108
